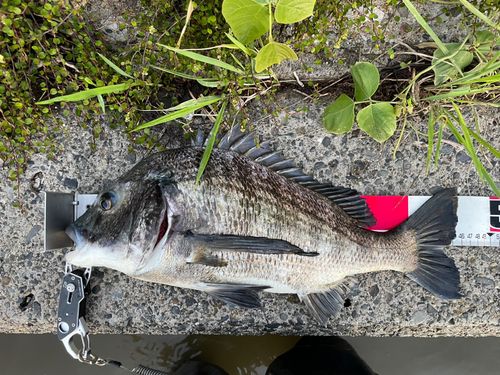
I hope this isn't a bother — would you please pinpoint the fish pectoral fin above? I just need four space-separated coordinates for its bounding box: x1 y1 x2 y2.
203 283 269 309
299 277 357 327
187 232 318 256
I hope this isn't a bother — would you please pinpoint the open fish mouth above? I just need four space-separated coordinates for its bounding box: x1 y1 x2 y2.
154 207 170 248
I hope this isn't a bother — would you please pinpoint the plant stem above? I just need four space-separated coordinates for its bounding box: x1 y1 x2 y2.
268 4 273 43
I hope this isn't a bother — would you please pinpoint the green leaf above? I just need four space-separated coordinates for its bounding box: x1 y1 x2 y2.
356 103 397 142
275 0 316 24
433 43 473 85
197 79 221 87
98 53 134 79
159 44 244 74
255 42 297 73
225 33 254 56
132 96 222 131
97 94 106 114
475 30 495 46
252 0 276 4
36 83 135 104
322 94 354 134
196 100 228 185
222 0 270 44
350 62 380 101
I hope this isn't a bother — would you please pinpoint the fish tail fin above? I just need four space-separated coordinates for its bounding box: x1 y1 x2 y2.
401 188 461 299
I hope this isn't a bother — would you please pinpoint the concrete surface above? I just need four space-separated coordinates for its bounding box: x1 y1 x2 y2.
1 1 500 336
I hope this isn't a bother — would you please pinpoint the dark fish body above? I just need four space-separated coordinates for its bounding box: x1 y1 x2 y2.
66 131 461 324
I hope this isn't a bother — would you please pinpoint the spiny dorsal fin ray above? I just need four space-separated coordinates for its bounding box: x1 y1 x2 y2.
192 125 376 228
299 277 358 326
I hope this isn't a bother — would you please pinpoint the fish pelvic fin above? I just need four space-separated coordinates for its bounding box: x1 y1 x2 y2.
401 188 461 299
299 277 357 327
203 283 269 309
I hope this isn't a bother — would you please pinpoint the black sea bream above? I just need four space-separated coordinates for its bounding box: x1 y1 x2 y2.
65 127 461 325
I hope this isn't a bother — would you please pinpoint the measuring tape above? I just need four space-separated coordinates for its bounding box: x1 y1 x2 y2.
363 196 500 247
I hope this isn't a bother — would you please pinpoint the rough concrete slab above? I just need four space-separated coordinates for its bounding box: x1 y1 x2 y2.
1 1 499 337
274 1 469 81
1 89 499 336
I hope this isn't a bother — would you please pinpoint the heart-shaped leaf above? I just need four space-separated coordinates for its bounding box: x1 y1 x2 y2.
432 43 473 85
275 0 316 24
255 42 297 72
322 94 354 134
356 103 397 142
350 62 380 101
222 0 270 45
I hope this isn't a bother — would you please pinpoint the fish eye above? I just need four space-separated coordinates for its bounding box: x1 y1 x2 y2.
99 192 117 211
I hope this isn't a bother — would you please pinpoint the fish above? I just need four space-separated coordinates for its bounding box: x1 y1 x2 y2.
65 126 461 325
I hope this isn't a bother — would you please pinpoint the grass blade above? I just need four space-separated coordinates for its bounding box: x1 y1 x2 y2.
426 107 435 173
451 100 500 107
467 127 500 158
150 65 219 82
231 53 246 70
452 102 484 182
177 0 195 47
225 32 254 56
441 61 500 86
97 94 105 114
402 0 448 54
393 117 407 160
479 165 500 197
36 83 134 104
195 100 228 185
132 96 222 131
457 0 500 32
434 117 444 168
167 96 222 111
423 86 498 100
150 65 224 87
158 44 245 74
197 79 222 87
98 53 134 79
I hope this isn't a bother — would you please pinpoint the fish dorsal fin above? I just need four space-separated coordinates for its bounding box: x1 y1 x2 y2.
299 277 357 326
210 126 376 228
192 125 375 227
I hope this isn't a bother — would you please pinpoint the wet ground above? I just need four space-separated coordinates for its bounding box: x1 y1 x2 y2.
2 334 500 375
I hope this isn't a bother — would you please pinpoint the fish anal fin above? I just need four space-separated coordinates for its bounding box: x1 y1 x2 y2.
299 277 357 326
203 283 269 309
